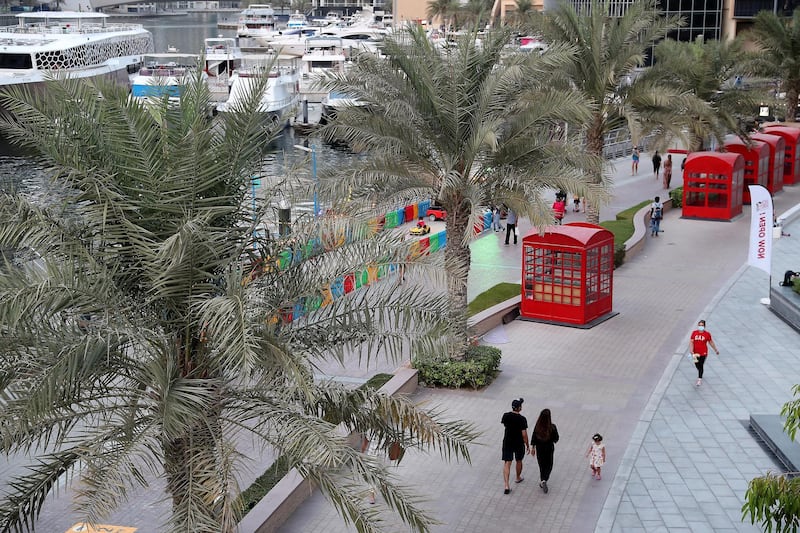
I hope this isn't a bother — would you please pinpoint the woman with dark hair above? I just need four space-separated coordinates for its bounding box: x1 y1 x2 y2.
529 408 559 493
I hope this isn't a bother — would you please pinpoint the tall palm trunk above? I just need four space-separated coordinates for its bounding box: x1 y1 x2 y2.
585 116 605 225
162 332 232 532
787 88 799 123
443 205 471 361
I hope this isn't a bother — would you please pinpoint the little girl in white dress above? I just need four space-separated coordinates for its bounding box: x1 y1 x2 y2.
585 433 606 480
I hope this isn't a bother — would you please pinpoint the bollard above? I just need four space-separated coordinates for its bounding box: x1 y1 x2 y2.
278 200 291 236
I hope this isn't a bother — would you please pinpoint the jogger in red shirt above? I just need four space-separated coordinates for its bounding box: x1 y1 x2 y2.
689 319 720 387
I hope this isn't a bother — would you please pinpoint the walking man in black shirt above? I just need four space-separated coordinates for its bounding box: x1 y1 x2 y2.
501 398 529 494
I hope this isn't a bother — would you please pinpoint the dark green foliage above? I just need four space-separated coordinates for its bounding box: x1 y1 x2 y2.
669 187 683 208
613 243 627 269
414 346 502 389
237 456 293 513
363 373 394 390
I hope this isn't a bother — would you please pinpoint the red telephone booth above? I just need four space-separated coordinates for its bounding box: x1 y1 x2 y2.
682 152 744 220
722 135 768 204
520 223 614 326
762 125 800 185
751 132 785 193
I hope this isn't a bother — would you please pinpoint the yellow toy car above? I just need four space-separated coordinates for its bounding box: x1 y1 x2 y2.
410 224 431 236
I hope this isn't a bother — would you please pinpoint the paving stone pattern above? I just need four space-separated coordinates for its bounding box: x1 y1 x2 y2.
281 158 800 533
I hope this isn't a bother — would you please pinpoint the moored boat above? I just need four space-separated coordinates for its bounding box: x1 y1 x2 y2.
217 54 299 123
0 12 153 99
237 4 278 39
286 11 309 30
255 27 320 56
203 37 242 103
320 88 366 124
130 53 205 106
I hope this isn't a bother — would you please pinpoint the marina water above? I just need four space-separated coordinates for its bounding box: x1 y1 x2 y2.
0 12 353 220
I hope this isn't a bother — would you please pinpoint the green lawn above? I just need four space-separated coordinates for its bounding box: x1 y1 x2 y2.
599 199 651 245
468 282 521 316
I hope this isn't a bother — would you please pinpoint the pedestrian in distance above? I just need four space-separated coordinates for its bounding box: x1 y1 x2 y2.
492 206 503 232
652 150 662 180
552 196 566 225
689 319 720 387
501 398 529 494
780 270 799 287
530 408 559 494
649 196 663 237
573 194 581 212
631 146 640 174
663 154 673 189
505 209 518 245
585 433 606 480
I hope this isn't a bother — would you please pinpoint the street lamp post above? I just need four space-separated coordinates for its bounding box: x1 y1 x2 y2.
293 143 318 217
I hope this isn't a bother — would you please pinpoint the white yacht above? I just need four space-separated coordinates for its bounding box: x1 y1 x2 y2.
0 12 153 94
130 53 205 106
300 36 347 78
316 26 387 56
203 37 242 103
217 54 299 123
256 27 320 56
286 11 309 30
314 7 389 55
237 4 278 39
321 11 344 26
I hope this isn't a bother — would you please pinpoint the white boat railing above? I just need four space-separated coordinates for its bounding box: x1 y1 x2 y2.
0 22 145 35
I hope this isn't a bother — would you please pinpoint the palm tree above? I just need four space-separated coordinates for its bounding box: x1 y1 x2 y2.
641 36 761 151
0 70 477 532
746 8 800 123
530 0 686 224
318 26 598 359
427 0 460 30
508 0 536 30
461 0 493 29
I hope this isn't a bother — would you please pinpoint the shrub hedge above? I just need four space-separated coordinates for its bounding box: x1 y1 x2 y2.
414 345 502 389
669 187 683 208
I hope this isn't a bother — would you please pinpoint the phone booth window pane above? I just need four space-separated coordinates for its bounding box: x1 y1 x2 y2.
552 251 581 305
708 176 728 190
686 190 706 207
523 246 536 299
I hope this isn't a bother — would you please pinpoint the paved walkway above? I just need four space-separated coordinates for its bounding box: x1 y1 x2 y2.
281 155 800 533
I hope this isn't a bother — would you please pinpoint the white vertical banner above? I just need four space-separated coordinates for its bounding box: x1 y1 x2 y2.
747 185 773 275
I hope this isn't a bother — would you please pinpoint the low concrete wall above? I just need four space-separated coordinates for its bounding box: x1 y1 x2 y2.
468 296 521 337
624 197 674 263
237 367 419 532
237 469 312 533
770 286 800 333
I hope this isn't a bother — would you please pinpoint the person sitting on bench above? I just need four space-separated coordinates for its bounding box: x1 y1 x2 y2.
780 270 799 287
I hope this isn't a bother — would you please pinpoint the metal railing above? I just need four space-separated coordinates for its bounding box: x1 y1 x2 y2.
601 127 656 160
